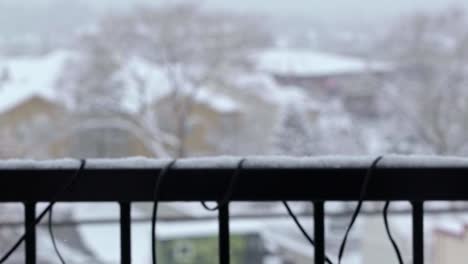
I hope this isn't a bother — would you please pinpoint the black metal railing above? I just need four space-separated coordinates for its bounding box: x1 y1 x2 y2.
1 164 467 263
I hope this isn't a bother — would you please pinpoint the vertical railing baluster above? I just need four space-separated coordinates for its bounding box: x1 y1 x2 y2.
120 202 132 264
314 201 325 264
412 201 424 264
219 203 230 264
24 202 36 264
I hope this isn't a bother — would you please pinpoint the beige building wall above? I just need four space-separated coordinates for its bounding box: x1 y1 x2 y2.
433 228 468 264
0 94 247 158
0 86 318 158
0 96 67 158
154 96 244 156
361 216 412 264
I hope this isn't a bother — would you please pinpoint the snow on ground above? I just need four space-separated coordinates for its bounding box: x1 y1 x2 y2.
257 48 391 77
37 228 95 264
163 201 308 218
70 202 320 263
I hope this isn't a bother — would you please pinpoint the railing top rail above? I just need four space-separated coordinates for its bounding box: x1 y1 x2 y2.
3 155 468 170
0 159 467 202
1 156 468 202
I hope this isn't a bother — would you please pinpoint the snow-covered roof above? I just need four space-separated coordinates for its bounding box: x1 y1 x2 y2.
0 50 69 113
4 155 468 169
0 53 240 115
233 73 313 106
257 48 391 77
115 56 240 114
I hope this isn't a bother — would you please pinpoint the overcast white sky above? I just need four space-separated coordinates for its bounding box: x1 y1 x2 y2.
86 0 468 28
1 0 467 36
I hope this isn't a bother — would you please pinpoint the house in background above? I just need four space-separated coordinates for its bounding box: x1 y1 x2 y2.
360 203 468 264
0 50 322 159
257 48 393 118
0 52 69 158
431 215 468 264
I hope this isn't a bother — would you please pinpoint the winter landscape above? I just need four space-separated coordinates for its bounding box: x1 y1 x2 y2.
1 0 468 263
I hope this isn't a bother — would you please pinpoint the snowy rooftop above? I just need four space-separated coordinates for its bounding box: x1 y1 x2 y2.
0 52 240 115
117 57 240 113
0 50 346 116
257 48 392 77
0 50 70 113
2 155 468 169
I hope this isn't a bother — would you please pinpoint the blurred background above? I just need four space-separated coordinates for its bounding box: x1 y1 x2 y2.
1 0 468 263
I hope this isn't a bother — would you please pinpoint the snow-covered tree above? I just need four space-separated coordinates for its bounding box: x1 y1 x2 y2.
57 47 176 158
62 3 271 157
274 103 317 156
377 7 468 155
0 67 9 84
131 4 271 157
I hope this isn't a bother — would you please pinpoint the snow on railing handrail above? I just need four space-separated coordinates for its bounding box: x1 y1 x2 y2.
2 155 468 170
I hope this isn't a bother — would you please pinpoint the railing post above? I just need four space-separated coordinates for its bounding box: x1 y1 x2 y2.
24 202 36 264
412 201 424 264
314 201 325 264
219 203 230 264
120 202 131 264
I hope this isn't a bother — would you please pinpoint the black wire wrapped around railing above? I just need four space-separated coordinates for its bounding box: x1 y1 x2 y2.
1 156 466 264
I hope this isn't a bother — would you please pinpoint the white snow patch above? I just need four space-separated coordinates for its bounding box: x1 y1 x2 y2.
117 56 239 113
3 155 468 169
0 50 70 113
85 157 173 169
257 48 391 77
0 158 80 169
233 73 314 108
163 201 307 218
37 228 94 263
195 88 239 113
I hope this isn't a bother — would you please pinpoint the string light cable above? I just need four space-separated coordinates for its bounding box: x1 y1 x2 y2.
282 201 334 264
337 156 383 264
48 205 67 264
151 159 177 264
200 158 246 211
0 159 86 263
383 201 405 264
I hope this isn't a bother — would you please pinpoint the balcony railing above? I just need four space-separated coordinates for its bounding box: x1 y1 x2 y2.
0 156 467 264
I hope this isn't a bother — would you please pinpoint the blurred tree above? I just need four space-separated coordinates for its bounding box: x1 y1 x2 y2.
274 103 316 156
129 4 271 157
0 67 9 84
61 3 271 157
378 7 468 155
